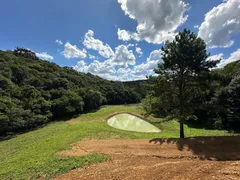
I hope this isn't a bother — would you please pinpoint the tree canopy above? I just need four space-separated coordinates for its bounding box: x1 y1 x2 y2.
141 34 240 137
0 48 146 136
148 29 219 138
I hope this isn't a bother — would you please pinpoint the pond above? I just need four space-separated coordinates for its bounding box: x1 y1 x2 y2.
107 113 161 133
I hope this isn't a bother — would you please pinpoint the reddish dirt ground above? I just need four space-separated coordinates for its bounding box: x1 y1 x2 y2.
55 136 240 180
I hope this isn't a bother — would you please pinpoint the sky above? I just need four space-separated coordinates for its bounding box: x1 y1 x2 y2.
0 0 240 81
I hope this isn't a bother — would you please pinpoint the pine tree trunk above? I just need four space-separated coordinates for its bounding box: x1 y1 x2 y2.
180 121 184 138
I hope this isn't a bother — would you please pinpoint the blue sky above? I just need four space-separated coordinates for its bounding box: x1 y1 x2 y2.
0 0 240 81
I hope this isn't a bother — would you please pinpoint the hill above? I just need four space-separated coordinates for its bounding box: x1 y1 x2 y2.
222 59 240 77
0 48 146 136
0 104 237 180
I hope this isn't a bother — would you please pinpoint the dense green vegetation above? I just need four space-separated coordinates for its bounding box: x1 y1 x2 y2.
0 48 146 136
0 105 234 180
0 30 239 139
141 30 240 135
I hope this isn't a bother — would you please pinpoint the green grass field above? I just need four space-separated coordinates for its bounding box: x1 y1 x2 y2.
0 104 236 180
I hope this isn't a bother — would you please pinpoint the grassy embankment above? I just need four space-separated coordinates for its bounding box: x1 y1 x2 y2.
0 104 234 180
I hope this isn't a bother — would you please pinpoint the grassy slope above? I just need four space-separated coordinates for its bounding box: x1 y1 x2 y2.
0 105 234 180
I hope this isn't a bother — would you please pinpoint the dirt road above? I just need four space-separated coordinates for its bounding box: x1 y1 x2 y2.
55 136 240 180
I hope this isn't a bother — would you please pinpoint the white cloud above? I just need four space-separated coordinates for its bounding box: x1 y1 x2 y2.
88 54 96 59
73 48 163 81
73 46 240 81
127 44 135 48
207 53 224 62
194 25 199 29
88 59 116 74
36 52 54 60
73 60 147 81
73 60 88 73
117 67 131 75
133 63 150 76
218 49 240 68
62 42 87 59
73 59 115 75
117 0 189 44
135 47 143 57
83 30 114 58
73 59 117 80
198 0 240 48
147 49 163 63
112 45 136 68
98 47 114 59
83 48 87 54
117 28 132 41
55 40 63 45
74 42 141 81
133 49 163 76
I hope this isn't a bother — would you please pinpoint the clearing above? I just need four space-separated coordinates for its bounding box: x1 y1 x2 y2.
0 105 239 180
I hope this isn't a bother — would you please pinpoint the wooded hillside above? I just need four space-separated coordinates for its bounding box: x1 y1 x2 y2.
0 48 146 136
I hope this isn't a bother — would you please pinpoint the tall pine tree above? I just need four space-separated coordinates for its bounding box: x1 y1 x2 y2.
153 29 219 138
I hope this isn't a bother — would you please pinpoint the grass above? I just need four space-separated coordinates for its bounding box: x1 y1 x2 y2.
0 104 236 180
70 104 145 122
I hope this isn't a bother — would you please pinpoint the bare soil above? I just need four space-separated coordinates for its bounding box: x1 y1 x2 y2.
55 136 240 180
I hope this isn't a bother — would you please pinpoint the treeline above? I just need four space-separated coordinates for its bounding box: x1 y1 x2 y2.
196 61 240 130
142 59 240 131
0 48 146 136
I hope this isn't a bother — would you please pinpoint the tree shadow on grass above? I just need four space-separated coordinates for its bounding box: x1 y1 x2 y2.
149 136 240 161
184 120 206 129
185 120 240 134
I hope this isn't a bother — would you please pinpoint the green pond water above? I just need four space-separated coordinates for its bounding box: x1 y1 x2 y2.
107 113 161 133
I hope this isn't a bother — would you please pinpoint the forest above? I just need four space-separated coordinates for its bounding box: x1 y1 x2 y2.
0 48 147 136
0 30 240 137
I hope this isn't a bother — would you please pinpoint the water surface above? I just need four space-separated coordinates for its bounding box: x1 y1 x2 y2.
107 113 161 133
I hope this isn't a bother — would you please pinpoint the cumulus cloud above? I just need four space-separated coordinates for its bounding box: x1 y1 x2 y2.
62 42 87 59
133 49 163 76
83 48 87 54
87 59 116 74
81 30 141 69
207 49 240 68
135 47 143 57
73 60 88 73
73 59 115 75
218 48 240 68
98 48 114 59
36 52 54 60
198 0 240 48
147 49 163 64
73 59 146 81
127 44 135 48
75 28 167 81
73 47 163 81
55 39 63 45
73 59 117 80
83 30 114 58
117 29 133 41
117 0 189 44
117 67 131 75
207 53 224 62
112 45 136 68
